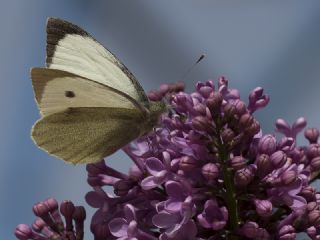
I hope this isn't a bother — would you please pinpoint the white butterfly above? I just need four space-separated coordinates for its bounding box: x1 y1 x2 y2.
31 18 165 164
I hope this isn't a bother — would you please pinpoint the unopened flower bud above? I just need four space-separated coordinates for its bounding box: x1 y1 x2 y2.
202 163 219 181
306 144 320 159
147 90 163 101
159 84 170 95
223 103 237 118
305 128 319 144
239 113 254 129
44 198 59 211
86 161 107 175
275 119 290 136
196 81 214 98
33 202 50 217
221 128 235 143
44 198 64 232
32 218 46 232
308 210 320 226
278 225 296 240
258 134 276 155
233 100 247 116
241 221 259 238
199 86 213 98
93 223 110 239
231 156 246 170
254 199 272 217
307 202 318 212
15 224 33 240
192 116 212 132
206 92 223 112
180 156 198 171
281 170 297 185
60 200 75 219
292 117 307 135
307 226 317 238
245 119 261 137
218 76 228 88
114 180 133 196
311 156 320 171
248 87 269 113
73 206 86 240
73 206 86 222
235 166 255 187
271 150 287 168
278 137 295 153
256 154 272 177
193 103 207 116
60 201 76 233
316 193 320 205
300 186 316 202
171 81 184 92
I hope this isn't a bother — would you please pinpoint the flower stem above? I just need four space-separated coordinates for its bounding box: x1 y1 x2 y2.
220 151 239 231
216 120 239 231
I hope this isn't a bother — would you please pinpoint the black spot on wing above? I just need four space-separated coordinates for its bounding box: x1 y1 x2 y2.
65 91 75 98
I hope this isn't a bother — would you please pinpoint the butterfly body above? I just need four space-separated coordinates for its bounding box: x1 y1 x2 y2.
31 18 165 164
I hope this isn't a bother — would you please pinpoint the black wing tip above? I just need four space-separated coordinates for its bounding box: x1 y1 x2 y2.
46 17 89 38
46 17 90 65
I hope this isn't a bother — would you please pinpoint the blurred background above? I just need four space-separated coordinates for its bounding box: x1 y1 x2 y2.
1 0 320 239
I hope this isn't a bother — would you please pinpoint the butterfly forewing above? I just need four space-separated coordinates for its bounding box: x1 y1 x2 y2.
31 68 143 116
46 18 149 106
32 107 145 164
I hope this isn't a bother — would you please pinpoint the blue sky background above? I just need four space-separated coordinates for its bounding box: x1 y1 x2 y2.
1 1 320 239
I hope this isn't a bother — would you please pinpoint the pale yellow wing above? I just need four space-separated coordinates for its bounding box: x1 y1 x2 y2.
31 107 145 164
46 18 148 106
31 68 145 116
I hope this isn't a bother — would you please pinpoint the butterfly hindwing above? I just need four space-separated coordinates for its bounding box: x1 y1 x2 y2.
46 17 148 106
31 107 145 164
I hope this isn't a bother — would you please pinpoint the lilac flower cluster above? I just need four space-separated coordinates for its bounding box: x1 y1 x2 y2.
16 78 320 239
15 198 86 240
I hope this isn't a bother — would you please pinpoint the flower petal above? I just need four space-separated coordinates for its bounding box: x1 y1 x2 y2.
146 157 165 175
141 176 160 190
124 204 136 222
152 212 180 228
165 199 182 212
85 191 104 208
109 218 128 237
165 181 184 199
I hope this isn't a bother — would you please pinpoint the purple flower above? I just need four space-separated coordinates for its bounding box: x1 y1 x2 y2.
141 152 173 190
153 196 196 239
17 79 320 239
305 128 320 144
275 117 307 140
258 134 277 155
197 199 228 230
266 163 309 210
109 204 157 240
278 225 296 240
254 199 273 217
248 87 270 113
15 198 85 240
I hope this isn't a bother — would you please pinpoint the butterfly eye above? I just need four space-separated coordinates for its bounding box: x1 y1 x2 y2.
65 91 75 98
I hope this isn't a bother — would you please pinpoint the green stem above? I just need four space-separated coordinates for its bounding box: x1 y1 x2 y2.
221 153 239 230
216 121 239 231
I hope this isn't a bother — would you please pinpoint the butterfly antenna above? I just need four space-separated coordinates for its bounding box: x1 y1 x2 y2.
180 54 206 80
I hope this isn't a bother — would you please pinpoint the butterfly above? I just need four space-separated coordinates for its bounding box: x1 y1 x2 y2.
31 18 166 164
